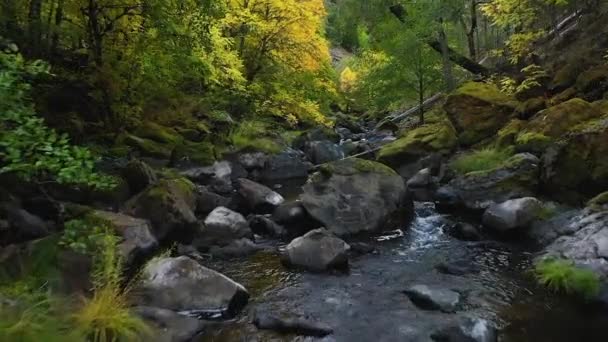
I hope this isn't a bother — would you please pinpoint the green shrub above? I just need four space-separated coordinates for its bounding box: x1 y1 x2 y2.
59 218 111 255
0 51 115 189
451 148 514 174
534 258 600 299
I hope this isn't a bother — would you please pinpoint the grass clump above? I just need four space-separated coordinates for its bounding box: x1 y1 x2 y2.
534 258 600 300
451 148 513 174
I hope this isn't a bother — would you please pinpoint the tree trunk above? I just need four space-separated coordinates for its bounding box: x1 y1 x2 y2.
50 0 64 56
418 78 425 125
28 0 43 56
467 0 478 60
437 21 456 92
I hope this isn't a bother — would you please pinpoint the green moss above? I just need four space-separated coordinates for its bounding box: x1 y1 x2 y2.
123 134 172 159
134 122 184 145
551 64 583 90
377 122 457 166
451 148 514 175
496 119 525 147
228 120 283 154
587 191 608 208
575 65 608 93
174 141 216 165
534 258 600 300
517 97 546 117
515 132 554 153
319 158 397 177
526 98 600 137
550 87 577 106
452 82 517 107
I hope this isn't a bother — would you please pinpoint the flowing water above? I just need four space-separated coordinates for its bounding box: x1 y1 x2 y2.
197 201 608 341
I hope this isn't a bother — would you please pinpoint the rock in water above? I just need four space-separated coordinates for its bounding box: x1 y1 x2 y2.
199 207 252 247
133 306 206 342
285 228 350 272
253 309 333 337
236 178 284 214
261 149 312 182
431 318 497 342
304 140 344 165
300 158 410 236
482 197 542 232
138 256 249 316
404 285 461 312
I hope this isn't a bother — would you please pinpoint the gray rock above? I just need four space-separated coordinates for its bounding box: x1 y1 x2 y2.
122 159 157 194
272 201 318 237
446 222 482 241
304 141 345 165
236 178 284 214
248 215 285 237
200 207 252 247
404 285 461 312
89 210 158 266
300 158 410 236
3 205 49 241
431 318 497 342
527 208 581 246
543 208 608 278
253 309 333 337
285 228 350 272
238 152 269 170
133 306 206 342
139 256 249 316
195 186 233 216
181 161 234 194
482 197 542 232
261 149 312 182
437 153 540 210
407 168 436 201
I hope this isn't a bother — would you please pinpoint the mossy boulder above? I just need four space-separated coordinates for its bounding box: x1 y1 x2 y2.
124 177 199 242
496 119 526 148
587 191 608 210
134 122 184 145
515 98 601 154
172 141 216 166
575 64 608 101
377 121 457 167
550 63 586 92
300 158 412 236
436 153 541 210
517 97 547 119
549 87 577 106
121 134 173 159
542 116 608 202
444 82 518 146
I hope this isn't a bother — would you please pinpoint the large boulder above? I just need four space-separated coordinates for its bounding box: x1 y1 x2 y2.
482 197 542 233
124 178 198 242
377 122 457 177
300 158 410 236
138 256 249 316
431 318 497 342
444 82 518 146
436 153 540 210
181 161 241 195
1 204 49 243
272 201 319 237
541 200 608 279
284 228 350 272
261 149 313 182
541 115 608 202
87 210 158 266
515 98 601 153
198 207 252 248
194 186 233 217
236 178 284 214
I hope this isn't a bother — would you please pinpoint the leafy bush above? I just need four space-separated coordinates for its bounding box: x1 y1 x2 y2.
535 258 600 299
451 148 513 174
0 51 115 189
59 218 111 255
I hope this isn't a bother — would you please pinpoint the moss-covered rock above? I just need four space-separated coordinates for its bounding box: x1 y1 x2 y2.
444 82 518 146
542 116 608 202
517 97 547 119
319 158 397 178
550 63 587 91
550 87 577 105
377 121 457 167
587 191 608 209
575 65 608 100
437 153 541 210
172 141 216 166
496 119 526 148
515 98 601 154
122 134 173 159
124 177 199 242
134 122 184 145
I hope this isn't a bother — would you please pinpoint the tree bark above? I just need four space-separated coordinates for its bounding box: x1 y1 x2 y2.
28 0 43 56
437 20 455 92
50 0 64 56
